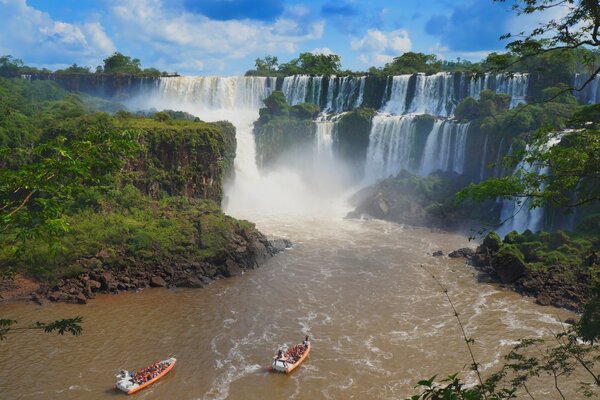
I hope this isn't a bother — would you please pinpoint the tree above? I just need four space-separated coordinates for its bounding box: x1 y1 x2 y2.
493 1 600 87
102 52 142 75
278 52 342 75
55 64 91 74
382 52 442 75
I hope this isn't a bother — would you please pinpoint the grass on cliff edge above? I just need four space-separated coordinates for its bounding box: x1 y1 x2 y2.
0 185 255 283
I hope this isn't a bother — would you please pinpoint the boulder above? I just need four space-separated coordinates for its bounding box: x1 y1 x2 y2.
536 293 552 306
221 259 243 277
448 248 475 259
150 275 167 287
48 290 66 302
87 280 101 291
432 250 444 257
75 293 87 304
99 272 116 291
491 244 527 283
482 232 502 253
269 238 292 253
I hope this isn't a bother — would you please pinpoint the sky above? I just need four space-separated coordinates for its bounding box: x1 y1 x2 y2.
0 0 557 76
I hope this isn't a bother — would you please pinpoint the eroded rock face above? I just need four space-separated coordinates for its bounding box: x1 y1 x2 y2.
36 235 291 305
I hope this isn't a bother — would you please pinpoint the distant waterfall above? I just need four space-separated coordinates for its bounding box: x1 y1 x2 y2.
574 73 600 104
156 76 276 111
365 115 470 181
498 137 562 235
315 116 336 163
364 115 418 181
281 75 312 106
280 75 366 113
147 76 277 184
382 75 411 114
323 75 366 113
479 135 489 181
498 156 549 236
420 121 470 175
408 72 455 116
467 73 529 108
379 72 529 117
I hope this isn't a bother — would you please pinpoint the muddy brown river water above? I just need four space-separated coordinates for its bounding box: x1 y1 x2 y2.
0 214 577 399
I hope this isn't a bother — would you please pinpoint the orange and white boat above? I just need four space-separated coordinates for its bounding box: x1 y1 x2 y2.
115 357 176 395
271 339 311 373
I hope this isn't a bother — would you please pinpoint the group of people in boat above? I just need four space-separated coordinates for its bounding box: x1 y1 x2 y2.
275 336 310 365
130 360 170 384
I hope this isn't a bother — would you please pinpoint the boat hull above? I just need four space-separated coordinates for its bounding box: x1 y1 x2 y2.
115 357 176 395
271 343 311 373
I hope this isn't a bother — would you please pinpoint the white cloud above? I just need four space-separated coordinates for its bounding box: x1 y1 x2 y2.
0 0 114 67
351 29 412 66
311 47 334 56
107 0 325 73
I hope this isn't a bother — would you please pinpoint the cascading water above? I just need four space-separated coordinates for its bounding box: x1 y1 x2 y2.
574 73 600 104
323 75 366 113
498 137 562 235
420 121 470 175
381 75 411 115
467 73 529 108
279 75 366 113
479 135 489 181
364 114 418 181
408 72 455 117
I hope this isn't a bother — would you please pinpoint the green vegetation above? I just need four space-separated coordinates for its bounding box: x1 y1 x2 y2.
254 91 319 167
0 76 246 339
246 52 347 76
335 107 376 164
0 52 173 78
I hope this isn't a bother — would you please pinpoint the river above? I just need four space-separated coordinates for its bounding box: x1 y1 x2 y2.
0 209 574 399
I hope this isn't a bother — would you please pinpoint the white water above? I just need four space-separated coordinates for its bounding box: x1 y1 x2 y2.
420 121 470 175
382 75 411 115
279 75 366 113
574 73 600 104
408 72 455 117
498 137 562 235
364 114 418 181
467 73 529 108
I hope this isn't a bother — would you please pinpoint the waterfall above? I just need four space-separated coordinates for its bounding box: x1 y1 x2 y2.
420 121 470 175
281 75 312 106
498 137 562 235
498 157 549 236
364 114 418 181
495 73 529 108
382 75 411 115
452 123 470 174
324 75 366 113
574 73 600 104
466 73 529 108
479 135 489 181
315 116 335 163
408 72 455 116
138 76 277 187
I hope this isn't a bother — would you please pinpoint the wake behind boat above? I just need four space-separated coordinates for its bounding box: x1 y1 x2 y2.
271 336 311 373
115 357 176 395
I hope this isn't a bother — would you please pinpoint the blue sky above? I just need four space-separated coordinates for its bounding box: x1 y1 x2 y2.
0 0 554 75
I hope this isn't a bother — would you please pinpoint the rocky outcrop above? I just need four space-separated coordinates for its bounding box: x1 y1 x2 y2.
348 170 497 230
454 232 592 312
35 236 292 305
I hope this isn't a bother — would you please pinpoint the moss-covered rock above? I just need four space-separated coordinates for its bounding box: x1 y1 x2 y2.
334 107 376 171
491 244 527 283
482 231 502 253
